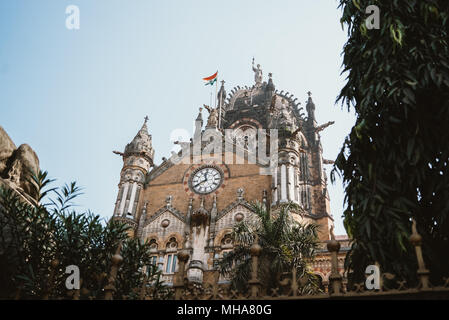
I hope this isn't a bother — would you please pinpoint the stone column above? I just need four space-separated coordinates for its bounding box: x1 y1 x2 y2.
287 165 295 202
118 182 129 216
280 164 287 202
127 182 138 216
272 166 278 205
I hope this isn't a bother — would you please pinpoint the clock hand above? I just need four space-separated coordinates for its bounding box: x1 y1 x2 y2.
193 178 207 188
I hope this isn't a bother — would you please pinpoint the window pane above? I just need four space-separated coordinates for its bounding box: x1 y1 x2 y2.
172 255 177 273
166 255 172 273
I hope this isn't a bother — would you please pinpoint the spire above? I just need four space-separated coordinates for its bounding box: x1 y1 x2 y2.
217 80 226 103
196 107 203 122
124 116 154 165
306 91 316 123
139 115 149 135
194 107 203 140
266 72 275 92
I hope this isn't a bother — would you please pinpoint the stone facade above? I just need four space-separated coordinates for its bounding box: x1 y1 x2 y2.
111 62 348 286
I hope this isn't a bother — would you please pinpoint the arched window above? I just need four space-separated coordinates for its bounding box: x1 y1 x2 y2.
166 237 178 251
164 237 178 274
149 238 158 251
221 233 233 249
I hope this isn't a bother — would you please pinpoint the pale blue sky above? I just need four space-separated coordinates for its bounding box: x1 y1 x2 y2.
0 0 355 235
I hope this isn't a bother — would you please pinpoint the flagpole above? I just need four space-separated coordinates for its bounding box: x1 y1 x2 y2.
214 72 218 109
218 81 222 129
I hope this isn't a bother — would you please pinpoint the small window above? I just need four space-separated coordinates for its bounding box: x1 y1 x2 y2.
146 256 159 276
166 237 178 252
149 239 158 251
221 234 233 248
165 254 177 274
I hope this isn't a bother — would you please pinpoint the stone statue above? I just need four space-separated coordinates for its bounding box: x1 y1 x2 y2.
306 91 316 121
252 58 263 85
203 104 218 128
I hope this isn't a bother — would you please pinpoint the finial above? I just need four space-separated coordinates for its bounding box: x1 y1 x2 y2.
221 80 225 86
166 195 172 208
237 188 244 200
268 72 272 79
144 115 149 123
306 91 316 122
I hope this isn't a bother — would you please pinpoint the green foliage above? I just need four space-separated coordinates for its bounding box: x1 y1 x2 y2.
0 170 167 299
218 202 321 294
333 0 449 283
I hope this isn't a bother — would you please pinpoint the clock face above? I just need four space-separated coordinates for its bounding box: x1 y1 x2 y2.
191 167 222 194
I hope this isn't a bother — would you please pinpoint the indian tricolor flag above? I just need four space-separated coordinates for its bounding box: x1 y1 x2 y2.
203 71 218 86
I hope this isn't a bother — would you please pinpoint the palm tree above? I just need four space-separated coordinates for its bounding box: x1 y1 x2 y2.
218 201 321 295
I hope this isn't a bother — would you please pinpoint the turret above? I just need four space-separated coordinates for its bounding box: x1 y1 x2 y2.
217 80 226 129
113 116 154 221
194 108 203 141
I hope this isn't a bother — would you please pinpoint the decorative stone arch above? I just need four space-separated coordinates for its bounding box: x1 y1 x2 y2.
162 232 183 249
214 228 233 247
144 233 161 245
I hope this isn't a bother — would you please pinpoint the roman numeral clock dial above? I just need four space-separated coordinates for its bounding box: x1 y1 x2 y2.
190 167 222 194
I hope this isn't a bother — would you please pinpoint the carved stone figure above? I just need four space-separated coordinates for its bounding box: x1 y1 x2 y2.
203 104 218 128
252 58 263 85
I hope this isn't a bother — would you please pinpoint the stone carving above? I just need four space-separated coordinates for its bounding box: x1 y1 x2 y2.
166 195 173 208
237 188 244 200
252 58 263 85
203 104 218 128
306 91 316 121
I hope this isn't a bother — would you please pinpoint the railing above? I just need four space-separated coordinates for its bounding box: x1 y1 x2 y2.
56 219 449 300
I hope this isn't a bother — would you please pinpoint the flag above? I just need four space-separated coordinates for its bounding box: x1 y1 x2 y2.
203 71 218 86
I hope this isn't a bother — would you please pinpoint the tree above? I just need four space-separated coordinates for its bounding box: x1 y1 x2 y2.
332 0 449 284
218 202 321 295
0 170 168 299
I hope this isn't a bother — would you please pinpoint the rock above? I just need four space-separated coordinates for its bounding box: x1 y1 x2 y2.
0 127 40 201
0 126 16 173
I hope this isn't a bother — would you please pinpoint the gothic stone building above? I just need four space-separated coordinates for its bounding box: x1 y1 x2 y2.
111 62 349 289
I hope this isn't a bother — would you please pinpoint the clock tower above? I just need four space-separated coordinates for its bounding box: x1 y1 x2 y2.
111 60 346 287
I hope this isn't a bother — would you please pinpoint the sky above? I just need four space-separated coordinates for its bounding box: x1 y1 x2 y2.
0 0 356 235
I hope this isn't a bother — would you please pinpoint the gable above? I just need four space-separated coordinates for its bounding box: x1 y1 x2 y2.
215 204 258 231
142 209 185 241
